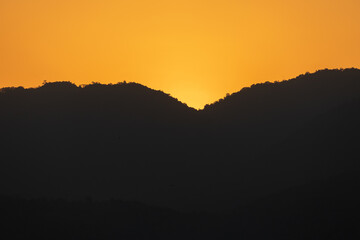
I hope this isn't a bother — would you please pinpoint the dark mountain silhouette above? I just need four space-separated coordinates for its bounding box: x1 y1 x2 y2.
1 68 360 239
202 68 360 147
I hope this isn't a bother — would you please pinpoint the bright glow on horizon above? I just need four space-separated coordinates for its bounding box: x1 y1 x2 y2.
1 0 360 109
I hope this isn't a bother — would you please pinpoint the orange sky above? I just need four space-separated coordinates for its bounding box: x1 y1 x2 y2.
1 0 360 109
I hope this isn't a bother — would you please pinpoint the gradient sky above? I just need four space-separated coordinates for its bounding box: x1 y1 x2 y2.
1 0 360 108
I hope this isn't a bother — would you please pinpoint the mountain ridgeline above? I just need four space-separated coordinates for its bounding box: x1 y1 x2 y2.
1 68 360 239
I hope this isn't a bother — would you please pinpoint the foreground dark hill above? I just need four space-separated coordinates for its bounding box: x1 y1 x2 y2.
0 68 360 214
1 170 359 239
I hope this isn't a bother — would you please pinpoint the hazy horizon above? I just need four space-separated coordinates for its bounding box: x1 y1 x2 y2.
1 68 358 109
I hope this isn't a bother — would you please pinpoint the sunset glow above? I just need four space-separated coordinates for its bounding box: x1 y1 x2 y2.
1 0 360 108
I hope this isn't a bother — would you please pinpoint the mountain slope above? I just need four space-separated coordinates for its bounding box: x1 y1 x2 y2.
0 69 360 212
201 68 360 147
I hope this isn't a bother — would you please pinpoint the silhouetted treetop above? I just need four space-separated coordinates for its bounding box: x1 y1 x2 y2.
40 81 78 89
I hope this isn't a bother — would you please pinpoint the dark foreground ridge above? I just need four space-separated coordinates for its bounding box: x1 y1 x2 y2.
1 68 360 239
